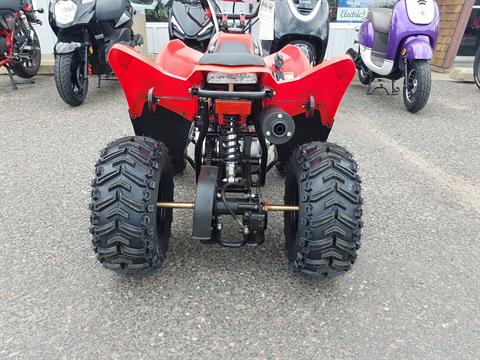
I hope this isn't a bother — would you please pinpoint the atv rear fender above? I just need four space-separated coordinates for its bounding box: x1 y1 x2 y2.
108 41 355 154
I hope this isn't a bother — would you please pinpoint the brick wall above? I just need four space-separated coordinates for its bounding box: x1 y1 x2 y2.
431 0 475 69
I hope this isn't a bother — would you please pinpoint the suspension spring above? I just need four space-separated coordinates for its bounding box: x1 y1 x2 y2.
19 12 31 37
221 116 241 181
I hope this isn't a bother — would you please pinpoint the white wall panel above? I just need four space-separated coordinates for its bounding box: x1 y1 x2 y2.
33 0 57 54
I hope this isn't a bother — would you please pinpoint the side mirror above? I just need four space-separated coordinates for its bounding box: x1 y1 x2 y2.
36 7 44 14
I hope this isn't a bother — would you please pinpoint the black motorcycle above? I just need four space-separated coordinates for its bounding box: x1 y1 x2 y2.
475 46 480 91
49 0 144 106
0 0 43 89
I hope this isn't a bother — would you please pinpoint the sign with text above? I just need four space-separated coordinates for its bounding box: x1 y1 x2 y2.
259 0 275 40
336 0 369 23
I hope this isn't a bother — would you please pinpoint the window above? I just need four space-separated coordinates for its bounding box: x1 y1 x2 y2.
458 0 480 57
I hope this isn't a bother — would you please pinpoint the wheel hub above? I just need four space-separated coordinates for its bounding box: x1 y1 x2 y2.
406 69 418 102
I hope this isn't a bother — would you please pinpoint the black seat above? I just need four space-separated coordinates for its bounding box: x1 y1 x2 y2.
0 0 22 12
199 41 265 67
96 0 127 22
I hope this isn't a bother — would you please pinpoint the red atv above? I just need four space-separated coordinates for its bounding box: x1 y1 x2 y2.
90 0 363 278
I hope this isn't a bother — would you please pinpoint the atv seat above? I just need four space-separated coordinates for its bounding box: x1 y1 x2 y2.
96 0 127 22
369 7 393 34
199 40 266 67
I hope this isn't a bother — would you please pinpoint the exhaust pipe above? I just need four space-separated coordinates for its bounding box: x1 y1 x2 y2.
260 107 295 145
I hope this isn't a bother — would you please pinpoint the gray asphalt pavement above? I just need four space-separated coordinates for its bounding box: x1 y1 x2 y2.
0 75 479 359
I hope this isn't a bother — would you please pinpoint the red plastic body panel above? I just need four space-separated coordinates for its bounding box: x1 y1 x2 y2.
108 37 355 128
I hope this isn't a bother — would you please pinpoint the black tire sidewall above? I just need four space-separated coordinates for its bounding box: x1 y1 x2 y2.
54 51 89 106
284 154 301 261
403 60 431 113
474 47 480 90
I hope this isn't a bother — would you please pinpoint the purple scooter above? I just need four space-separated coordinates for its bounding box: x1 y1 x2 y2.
348 0 439 113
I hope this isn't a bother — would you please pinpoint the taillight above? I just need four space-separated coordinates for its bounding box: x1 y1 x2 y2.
206 72 258 84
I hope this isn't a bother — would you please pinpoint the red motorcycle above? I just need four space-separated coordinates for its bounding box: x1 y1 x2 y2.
0 0 43 89
89 0 364 278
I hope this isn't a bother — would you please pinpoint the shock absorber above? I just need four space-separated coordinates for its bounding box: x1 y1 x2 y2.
221 115 241 182
19 12 33 38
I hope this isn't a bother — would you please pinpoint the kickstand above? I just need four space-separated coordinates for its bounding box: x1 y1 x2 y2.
5 65 17 90
3 65 35 90
367 79 399 96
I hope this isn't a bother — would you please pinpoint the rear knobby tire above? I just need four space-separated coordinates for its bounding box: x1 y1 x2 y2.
474 47 480 91
284 142 363 277
54 52 88 107
403 60 431 113
90 136 174 276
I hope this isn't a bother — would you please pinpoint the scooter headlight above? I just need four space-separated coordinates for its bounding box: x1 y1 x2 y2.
55 0 77 25
206 72 258 84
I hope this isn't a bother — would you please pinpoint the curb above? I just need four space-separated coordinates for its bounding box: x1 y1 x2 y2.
0 54 54 75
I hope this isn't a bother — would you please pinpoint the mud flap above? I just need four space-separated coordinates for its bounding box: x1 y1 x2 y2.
192 166 219 242
131 104 192 160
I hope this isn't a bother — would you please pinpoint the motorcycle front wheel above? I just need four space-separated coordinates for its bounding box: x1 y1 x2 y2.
403 60 431 113
11 26 41 78
474 47 480 91
54 51 89 107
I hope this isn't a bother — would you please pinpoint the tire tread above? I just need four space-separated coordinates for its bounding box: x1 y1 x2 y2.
285 142 363 277
90 136 173 276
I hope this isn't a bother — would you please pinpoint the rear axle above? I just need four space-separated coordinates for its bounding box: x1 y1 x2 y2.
157 202 299 212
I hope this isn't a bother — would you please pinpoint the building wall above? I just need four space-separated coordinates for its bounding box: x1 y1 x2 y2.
432 0 475 69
